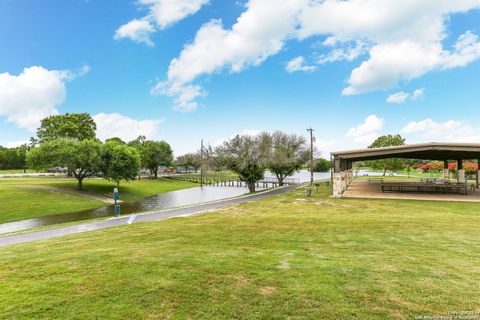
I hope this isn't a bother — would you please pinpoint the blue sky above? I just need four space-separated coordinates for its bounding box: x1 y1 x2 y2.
1 0 480 156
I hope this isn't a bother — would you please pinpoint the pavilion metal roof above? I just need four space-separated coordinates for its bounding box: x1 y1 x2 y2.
331 142 480 161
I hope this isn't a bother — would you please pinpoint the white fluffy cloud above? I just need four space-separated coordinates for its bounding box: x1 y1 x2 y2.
317 40 369 64
286 56 317 73
386 91 410 104
0 66 89 131
93 113 163 142
115 0 209 45
157 0 305 111
386 88 425 104
411 88 425 101
400 118 480 142
155 0 480 109
114 19 155 46
346 115 384 144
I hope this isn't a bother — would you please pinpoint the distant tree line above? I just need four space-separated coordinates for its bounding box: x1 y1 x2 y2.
0 145 28 171
25 113 173 190
7 112 338 193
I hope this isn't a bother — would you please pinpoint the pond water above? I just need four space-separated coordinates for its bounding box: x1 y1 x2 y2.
0 186 260 235
354 170 406 177
0 170 331 235
264 169 331 182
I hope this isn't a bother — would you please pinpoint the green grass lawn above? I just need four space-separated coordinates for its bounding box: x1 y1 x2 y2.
0 179 197 223
0 178 197 201
1 185 479 319
0 186 104 223
0 168 35 174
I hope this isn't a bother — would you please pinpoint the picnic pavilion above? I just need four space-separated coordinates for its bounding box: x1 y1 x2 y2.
330 142 480 201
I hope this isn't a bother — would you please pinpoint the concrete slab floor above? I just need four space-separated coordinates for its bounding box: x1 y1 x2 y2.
343 180 480 203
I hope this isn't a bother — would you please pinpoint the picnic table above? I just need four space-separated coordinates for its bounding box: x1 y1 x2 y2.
381 180 468 195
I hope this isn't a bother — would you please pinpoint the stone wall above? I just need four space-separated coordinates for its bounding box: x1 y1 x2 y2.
458 169 465 183
332 169 354 198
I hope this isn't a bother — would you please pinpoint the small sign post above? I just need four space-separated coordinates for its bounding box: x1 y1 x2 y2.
113 188 120 217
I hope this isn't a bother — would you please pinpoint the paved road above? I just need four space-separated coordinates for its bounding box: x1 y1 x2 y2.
0 185 299 247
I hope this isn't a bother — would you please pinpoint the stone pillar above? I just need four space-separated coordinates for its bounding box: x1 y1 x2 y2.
347 169 353 186
332 157 349 198
340 171 347 192
458 160 465 184
443 160 449 182
332 172 343 198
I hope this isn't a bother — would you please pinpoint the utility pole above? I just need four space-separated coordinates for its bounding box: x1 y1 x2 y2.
200 139 204 189
307 128 314 185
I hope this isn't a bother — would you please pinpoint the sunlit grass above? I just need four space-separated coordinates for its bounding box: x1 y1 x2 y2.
1 185 479 319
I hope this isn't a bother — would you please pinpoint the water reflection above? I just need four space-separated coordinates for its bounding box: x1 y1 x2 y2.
0 186 257 234
0 170 332 235
264 170 330 182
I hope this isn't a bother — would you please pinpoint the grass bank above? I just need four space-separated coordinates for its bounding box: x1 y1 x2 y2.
0 178 197 223
0 186 103 223
0 185 479 318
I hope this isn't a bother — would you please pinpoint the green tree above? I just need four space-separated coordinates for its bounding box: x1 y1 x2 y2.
27 139 103 190
101 142 140 186
405 164 412 178
265 131 307 186
368 134 406 176
105 137 126 145
176 153 201 172
36 113 97 143
0 145 28 170
141 140 174 178
314 158 331 172
216 134 268 192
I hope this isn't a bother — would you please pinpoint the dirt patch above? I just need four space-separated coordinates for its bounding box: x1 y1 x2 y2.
259 286 276 296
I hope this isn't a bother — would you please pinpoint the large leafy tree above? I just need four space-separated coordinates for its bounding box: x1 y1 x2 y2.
216 133 268 193
368 134 406 176
141 140 174 178
101 141 141 186
265 131 307 186
27 139 103 190
36 113 97 143
314 158 331 172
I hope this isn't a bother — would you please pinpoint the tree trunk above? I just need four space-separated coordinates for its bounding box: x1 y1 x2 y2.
275 173 284 186
383 167 387 176
77 178 84 191
247 182 256 193
154 168 158 179
278 175 285 186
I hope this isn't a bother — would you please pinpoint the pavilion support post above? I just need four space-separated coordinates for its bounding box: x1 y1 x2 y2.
457 159 465 184
477 159 479 189
443 160 450 182
332 157 345 198
346 161 354 187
